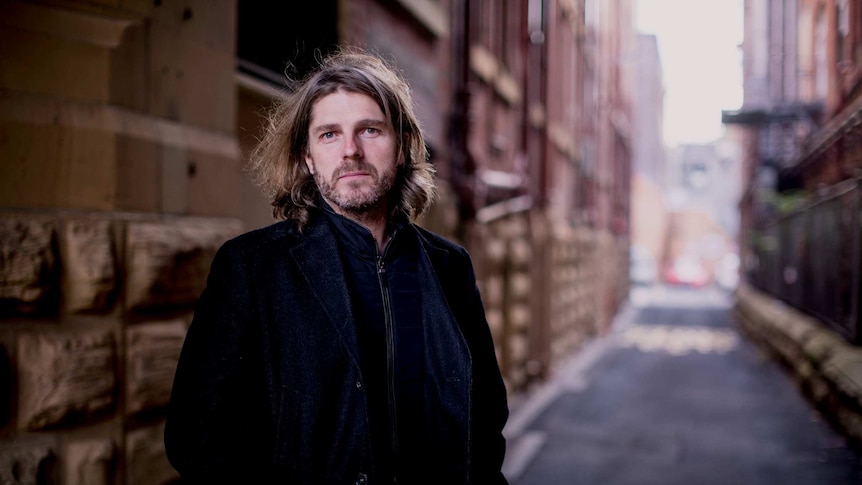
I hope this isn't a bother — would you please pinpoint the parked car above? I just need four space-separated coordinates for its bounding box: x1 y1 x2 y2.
630 245 658 286
664 255 710 287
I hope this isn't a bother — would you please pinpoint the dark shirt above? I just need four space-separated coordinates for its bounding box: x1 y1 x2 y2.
319 203 427 483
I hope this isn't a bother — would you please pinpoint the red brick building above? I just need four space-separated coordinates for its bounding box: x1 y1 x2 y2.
0 1 633 482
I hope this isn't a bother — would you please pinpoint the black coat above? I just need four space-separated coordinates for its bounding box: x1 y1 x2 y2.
164 212 509 484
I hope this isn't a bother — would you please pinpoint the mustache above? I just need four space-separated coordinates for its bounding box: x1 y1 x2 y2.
333 161 379 179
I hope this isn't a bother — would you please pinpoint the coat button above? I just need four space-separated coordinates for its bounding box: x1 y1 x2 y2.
355 472 368 484
355 379 363 390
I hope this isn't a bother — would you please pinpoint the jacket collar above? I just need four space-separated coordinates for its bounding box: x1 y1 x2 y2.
287 212 361 367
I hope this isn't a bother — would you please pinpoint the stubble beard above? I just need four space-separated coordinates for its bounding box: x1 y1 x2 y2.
314 160 399 217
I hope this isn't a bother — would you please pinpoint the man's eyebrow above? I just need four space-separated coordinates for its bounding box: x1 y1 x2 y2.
310 119 389 135
358 119 388 127
311 123 340 135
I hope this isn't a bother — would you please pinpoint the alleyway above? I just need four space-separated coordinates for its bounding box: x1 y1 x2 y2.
503 285 862 485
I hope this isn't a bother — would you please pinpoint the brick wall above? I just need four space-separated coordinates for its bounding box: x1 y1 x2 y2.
0 211 241 484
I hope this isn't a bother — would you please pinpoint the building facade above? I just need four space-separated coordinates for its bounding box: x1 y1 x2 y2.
726 0 862 446
725 0 862 342
0 1 633 482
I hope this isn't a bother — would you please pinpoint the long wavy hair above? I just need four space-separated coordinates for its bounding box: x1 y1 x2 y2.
247 49 436 229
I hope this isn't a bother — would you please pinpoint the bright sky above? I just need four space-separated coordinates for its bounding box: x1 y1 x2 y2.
636 0 744 146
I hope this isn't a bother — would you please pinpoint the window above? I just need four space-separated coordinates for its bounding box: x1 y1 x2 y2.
237 2 338 86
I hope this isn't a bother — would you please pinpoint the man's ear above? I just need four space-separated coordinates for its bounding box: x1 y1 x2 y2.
304 150 315 174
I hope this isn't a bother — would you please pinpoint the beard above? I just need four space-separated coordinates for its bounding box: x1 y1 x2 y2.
313 160 399 216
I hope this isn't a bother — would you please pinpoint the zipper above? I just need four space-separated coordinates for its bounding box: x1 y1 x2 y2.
375 236 398 478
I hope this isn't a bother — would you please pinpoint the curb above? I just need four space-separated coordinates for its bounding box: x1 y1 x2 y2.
734 282 862 446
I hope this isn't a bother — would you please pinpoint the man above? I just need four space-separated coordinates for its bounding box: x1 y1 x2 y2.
165 50 509 485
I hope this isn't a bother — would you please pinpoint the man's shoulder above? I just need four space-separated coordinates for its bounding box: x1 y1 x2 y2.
222 219 303 254
412 224 469 258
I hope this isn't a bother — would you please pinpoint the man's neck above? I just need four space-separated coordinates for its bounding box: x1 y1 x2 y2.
348 212 389 252
328 203 391 252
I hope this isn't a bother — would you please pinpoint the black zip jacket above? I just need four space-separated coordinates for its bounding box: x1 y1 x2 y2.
164 209 509 484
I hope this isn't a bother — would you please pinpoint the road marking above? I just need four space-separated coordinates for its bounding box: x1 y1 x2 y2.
618 324 739 355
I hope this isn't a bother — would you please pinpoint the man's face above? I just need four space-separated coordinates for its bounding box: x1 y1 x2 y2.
305 90 401 216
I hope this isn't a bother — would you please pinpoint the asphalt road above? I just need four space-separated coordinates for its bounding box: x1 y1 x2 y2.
502 285 862 485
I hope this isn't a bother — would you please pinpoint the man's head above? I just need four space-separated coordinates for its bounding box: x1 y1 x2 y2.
249 50 436 227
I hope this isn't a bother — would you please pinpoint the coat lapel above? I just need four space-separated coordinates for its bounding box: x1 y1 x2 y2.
288 216 361 367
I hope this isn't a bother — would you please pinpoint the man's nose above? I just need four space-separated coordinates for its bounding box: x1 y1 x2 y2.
344 135 362 158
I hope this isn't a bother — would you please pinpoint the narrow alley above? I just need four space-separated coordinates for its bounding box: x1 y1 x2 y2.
503 285 862 485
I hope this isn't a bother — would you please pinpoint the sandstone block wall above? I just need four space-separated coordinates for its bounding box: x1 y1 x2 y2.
469 207 623 395
548 227 600 363
0 210 241 485
735 283 862 446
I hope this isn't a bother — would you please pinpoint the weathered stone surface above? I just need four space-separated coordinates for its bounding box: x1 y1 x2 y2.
486 309 504 341
60 219 116 314
63 439 114 485
508 273 532 300
126 422 179 485
125 218 241 312
483 239 506 268
0 218 57 316
0 340 9 428
0 439 56 484
481 275 504 308
508 333 529 364
508 304 531 331
126 320 186 415
416 183 459 240
18 329 116 430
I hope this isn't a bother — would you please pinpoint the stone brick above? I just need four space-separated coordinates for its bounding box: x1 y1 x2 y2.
481 275 504 308
0 103 119 211
63 439 115 485
486 309 504 342
508 273 532 301
125 320 186 415
416 183 459 241
149 1 236 133
509 239 532 267
126 421 179 485
508 304 532 331
124 218 241 312
0 6 112 102
0 343 8 428
18 329 116 430
483 239 506 269
186 150 244 218
60 219 116 314
0 218 57 316
0 439 56 484
508 333 529 365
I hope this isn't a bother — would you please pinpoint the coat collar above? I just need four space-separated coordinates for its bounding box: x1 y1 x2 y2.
288 213 361 367
285 213 464 377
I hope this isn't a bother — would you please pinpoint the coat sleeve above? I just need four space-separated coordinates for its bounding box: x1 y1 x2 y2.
164 240 272 484
456 248 510 485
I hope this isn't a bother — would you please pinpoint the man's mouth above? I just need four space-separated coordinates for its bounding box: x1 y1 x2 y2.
337 171 371 181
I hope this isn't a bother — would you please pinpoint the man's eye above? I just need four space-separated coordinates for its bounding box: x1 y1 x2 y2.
364 127 380 135
321 132 335 139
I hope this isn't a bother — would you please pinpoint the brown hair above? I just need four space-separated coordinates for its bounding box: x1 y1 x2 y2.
247 48 436 228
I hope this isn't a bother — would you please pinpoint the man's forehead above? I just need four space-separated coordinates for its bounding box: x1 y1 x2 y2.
308 91 389 128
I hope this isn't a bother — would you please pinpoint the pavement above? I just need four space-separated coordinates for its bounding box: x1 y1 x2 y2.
501 284 862 485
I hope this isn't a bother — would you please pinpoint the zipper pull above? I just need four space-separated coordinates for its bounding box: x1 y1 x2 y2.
377 257 386 274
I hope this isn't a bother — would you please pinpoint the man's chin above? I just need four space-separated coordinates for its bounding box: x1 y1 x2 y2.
329 193 384 214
